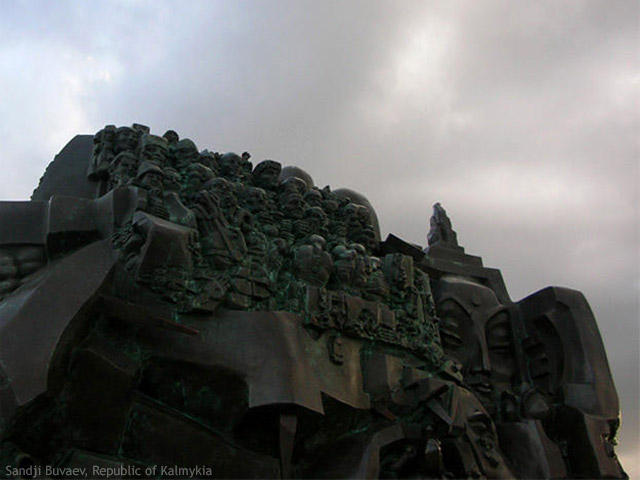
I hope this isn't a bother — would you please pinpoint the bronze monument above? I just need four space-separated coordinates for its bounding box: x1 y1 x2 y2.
0 125 626 478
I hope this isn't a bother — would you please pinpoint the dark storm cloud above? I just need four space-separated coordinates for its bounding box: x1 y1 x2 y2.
0 0 638 472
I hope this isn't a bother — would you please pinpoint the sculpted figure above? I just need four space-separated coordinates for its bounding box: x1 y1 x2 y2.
198 150 220 174
134 162 169 220
87 124 116 180
330 243 357 290
162 167 196 228
240 186 278 236
362 256 390 302
205 177 252 232
303 188 323 208
293 234 333 287
0 126 624 479
162 129 179 145
298 206 328 240
162 166 181 193
139 134 170 168
172 138 199 171
251 159 282 190
191 190 246 270
114 125 139 154
108 151 138 189
184 162 215 195
434 274 521 412
425 203 626 479
218 152 252 181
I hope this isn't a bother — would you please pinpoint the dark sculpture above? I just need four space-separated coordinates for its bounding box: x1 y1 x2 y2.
0 125 625 479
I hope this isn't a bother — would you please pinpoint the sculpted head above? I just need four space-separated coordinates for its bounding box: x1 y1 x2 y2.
303 189 323 208
218 152 243 179
382 253 414 292
173 139 199 168
308 234 327 252
282 194 304 219
140 134 169 167
110 151 138 185
185 163 215 193
162 129 179 145
162 167 181 193
304 206 328 233
115 126 139 153
136 162 165 192
205 177 237 209
433 275 517 402
252 160 281 190
244 187 268 214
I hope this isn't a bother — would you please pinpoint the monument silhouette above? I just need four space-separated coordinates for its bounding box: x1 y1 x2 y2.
0 125 626 478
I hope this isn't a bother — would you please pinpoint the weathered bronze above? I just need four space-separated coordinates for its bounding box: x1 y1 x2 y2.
0 125 626 478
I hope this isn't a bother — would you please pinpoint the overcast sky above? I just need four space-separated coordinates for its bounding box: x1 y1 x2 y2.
0 0 638 474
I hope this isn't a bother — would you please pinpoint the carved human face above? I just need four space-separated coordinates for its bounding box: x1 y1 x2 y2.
304 207 328 232
219 153 242 178
244 187 267 214
207 179 236 209
308 234 326 252
102 127 116 144
321 198 339 216
280 177 307 197
304 189 323 208
112 152 137 179
173 140 199 167
452 389 513 478
115 127 138 153
163 130 179 144
120 156 136 174
282 194 304 219
162 168 181 192
253 161 281 190
186 170 203 192
357 227 377 253
141 171 164 191
332 245 356 284
140 135 169 166
382 254 414 291
342 203 359 228
355 205 370 225
434 275 517 403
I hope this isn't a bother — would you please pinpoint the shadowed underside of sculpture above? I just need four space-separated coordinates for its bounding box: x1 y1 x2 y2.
0 124 626 479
